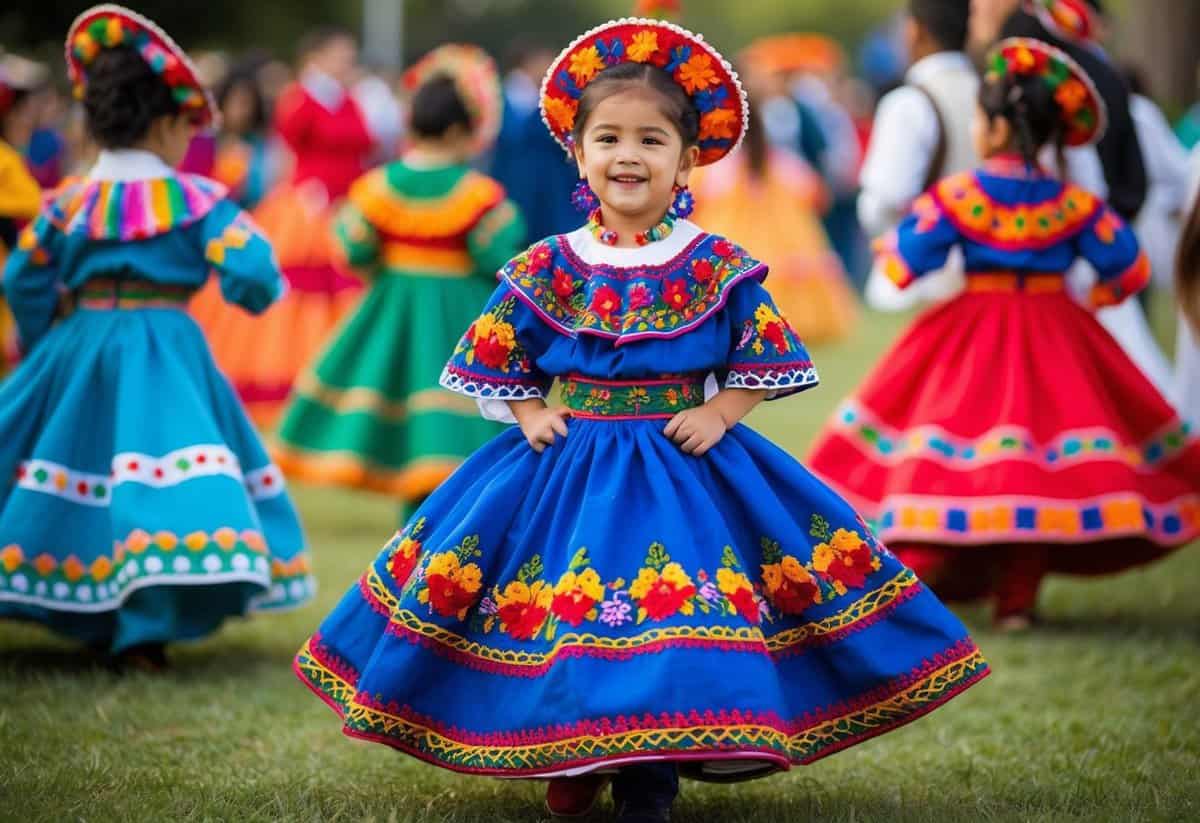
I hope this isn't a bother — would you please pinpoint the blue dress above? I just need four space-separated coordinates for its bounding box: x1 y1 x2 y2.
0 168 313 652
294 221 986 779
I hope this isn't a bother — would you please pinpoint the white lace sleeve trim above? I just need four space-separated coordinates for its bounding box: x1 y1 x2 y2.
725 365 820 399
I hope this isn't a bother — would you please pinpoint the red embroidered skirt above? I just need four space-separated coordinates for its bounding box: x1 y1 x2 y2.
809 284 1200 588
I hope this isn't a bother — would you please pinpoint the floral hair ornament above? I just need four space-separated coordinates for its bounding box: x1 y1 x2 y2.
1023 0 1098 44
403 44 503 154
540 17 750 166
65 4 217 128
986 37 1107 147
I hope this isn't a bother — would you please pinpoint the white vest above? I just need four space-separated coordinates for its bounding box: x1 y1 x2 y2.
914 58 980 180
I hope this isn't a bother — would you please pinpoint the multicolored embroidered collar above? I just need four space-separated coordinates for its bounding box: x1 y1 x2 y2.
403 44 503 155
46 174 227 242
986 37 1105 147
586 207 676 247
540 18 749 166
66 5 217 127
1023 0 1098 44
499 230 765 345
927 170 1101 251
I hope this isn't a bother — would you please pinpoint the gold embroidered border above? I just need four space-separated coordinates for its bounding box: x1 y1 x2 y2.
363 568 919 668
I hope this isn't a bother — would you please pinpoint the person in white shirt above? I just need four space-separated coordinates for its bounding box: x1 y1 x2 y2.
1123 65 1192 293
858 0 976 310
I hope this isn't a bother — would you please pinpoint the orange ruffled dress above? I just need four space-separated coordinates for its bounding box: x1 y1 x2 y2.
691 147 858 345
191 81 375 427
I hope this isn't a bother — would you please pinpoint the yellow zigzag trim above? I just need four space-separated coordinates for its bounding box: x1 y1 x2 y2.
363 568 919 667
300 639 984 768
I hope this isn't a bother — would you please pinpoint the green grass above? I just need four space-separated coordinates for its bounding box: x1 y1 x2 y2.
2 310 1198 823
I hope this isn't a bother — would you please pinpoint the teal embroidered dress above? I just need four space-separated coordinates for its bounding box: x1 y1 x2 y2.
0 153 313 652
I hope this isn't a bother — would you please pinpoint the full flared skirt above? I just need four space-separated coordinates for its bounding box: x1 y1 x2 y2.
295 418 986 779
274 273 503 502
808 291 1200 604
0 307 313 652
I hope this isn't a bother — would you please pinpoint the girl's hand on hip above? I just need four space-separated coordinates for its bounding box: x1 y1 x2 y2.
664 406 727 456
514 405 572 453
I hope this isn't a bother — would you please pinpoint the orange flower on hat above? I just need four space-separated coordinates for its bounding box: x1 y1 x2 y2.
677 53 718 94
699 108 738 141
543 96 578 133
1055 77 1088 116
1011 45 1037 73
568 45 605 85
628 31 660 63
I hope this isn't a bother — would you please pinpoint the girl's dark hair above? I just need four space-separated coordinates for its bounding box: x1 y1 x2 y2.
216 66 268 134
83 45 179 148
409 74 473 138
1176 196 1200 334
570 62 700 147
978 70 1065 169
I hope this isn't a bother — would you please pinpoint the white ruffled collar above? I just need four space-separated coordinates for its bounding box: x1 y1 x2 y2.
88 149 176 182
562 220 705 268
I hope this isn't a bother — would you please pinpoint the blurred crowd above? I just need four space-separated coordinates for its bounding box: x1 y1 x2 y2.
3 6 1199 339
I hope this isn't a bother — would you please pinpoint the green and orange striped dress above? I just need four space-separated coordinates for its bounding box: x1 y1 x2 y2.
272 161 524 505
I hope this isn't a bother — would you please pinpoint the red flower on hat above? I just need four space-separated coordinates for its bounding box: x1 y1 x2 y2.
1055 77 1088 116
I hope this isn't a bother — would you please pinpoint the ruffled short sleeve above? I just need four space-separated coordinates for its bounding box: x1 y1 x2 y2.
440 283 554 420
723 279 819 400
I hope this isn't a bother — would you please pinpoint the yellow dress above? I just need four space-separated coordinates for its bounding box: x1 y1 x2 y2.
691 147 857 345
0 140 43 373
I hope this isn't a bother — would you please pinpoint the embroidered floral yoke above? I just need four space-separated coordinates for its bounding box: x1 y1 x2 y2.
294 221 987 779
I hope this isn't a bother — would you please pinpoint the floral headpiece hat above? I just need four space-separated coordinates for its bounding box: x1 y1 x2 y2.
1023 0 1098 44
65 4 217 127
987 37 1106 147
540 17 749 166
403 44 503 155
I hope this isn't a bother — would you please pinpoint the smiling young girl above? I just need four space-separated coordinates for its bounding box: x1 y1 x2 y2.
294 18 987 822
809 38 1200 630
0 5 311 670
